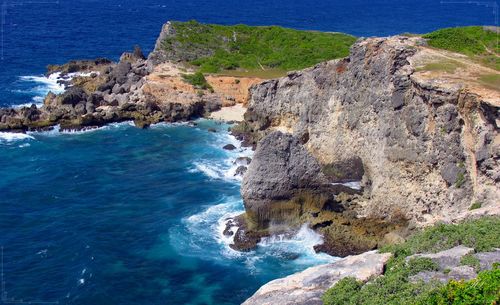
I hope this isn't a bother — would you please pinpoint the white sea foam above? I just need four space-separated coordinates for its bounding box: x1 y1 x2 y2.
15 71 99 108
257 224 336 265
331 181 362 190
189 128 253 183
0 132 34 143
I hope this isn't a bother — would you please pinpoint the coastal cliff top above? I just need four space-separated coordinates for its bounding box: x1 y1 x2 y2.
147 20 357 76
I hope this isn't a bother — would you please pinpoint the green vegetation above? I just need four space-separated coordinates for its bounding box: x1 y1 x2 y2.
478 74 500 91
216 68 288 79
181 72 213 90
423 26 500 70
323 266 500 305
322 217 500 305
415 59 465 73
460 254 481 272
163 20 356 74
455 172 466 188
469 202 482 210
431 266 500 305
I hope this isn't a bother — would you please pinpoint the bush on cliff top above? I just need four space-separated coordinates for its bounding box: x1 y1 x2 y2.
181 72 213 90
322 217 500 305
323 266 500 305
162 20 356 73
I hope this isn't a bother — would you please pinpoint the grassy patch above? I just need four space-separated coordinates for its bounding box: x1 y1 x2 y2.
423 26 499 57
460 254 480 272
478 74 500 91
415 60 465 73
181 72 213 90
381 216 500 255
469 202 482 210
455 172 465 188
216 68 288 79
323 217 500 305
162 20 356 73
423 26 500 70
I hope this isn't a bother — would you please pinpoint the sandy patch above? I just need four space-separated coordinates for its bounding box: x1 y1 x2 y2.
210 104 247 122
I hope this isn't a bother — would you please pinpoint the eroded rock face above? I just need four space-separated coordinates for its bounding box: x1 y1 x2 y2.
240 36 500 240
242 132 325 217
242 251 392 305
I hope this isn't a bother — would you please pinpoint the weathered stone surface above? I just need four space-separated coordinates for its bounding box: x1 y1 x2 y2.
242 251 392 305
241 132 327 224
475 248 500 271
410 266 477 283
240 35 500 241
408 245 474 269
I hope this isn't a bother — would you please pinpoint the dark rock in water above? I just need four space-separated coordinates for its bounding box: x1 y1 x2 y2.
134 119 150 129
223 144 237 150
234 157 252 166
278 252 300 261
46 58 112 75
223 218 238 237
235 166 247 177
19 104 41 121
208 128 217 133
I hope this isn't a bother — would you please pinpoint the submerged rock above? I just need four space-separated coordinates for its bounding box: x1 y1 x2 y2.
223 144 237 150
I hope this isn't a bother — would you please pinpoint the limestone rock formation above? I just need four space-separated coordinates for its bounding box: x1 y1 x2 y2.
242 251 392 305
236 36 499 255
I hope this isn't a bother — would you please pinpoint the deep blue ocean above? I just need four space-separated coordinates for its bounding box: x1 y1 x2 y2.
0 1 496 304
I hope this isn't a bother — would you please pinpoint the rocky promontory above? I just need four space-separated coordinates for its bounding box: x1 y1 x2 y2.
231 35 499 257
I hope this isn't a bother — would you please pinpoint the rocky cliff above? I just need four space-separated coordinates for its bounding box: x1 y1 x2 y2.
0 22 263 132
233 36 499 256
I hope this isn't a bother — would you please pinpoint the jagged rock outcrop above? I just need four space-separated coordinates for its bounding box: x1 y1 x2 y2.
235 36 499 255
242 251 392 305
1 21 264 133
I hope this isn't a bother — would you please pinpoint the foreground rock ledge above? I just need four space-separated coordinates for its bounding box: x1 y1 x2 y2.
242 251 392 305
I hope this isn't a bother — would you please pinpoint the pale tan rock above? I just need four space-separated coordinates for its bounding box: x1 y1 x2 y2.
242 251 392 305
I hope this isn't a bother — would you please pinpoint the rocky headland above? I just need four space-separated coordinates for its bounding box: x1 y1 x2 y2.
1 21 498 304
230 35 499 258
0 24 263 132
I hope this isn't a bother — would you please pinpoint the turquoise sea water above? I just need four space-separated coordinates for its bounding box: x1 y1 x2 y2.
0 1 496 303
0 120 334 304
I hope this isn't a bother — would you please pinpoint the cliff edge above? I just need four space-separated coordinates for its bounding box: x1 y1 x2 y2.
233 35 499 256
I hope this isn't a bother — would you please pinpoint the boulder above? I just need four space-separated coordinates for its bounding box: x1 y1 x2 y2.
407 245 474 269
242 251 392 305
241 131 325 225
223 144 237 150
235 165 247 176
59 87 87 106
111 61 132 85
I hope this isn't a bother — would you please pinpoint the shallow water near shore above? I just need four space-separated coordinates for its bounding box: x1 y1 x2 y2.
0 119 335 305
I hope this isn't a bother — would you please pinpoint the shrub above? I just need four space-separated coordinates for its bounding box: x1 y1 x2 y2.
423 26 499 57
460 254 480 272
163 21 357 73
469 202 482 210
323 277 362 305
427 266 500 305
323 217 500 305
181 72 213 90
